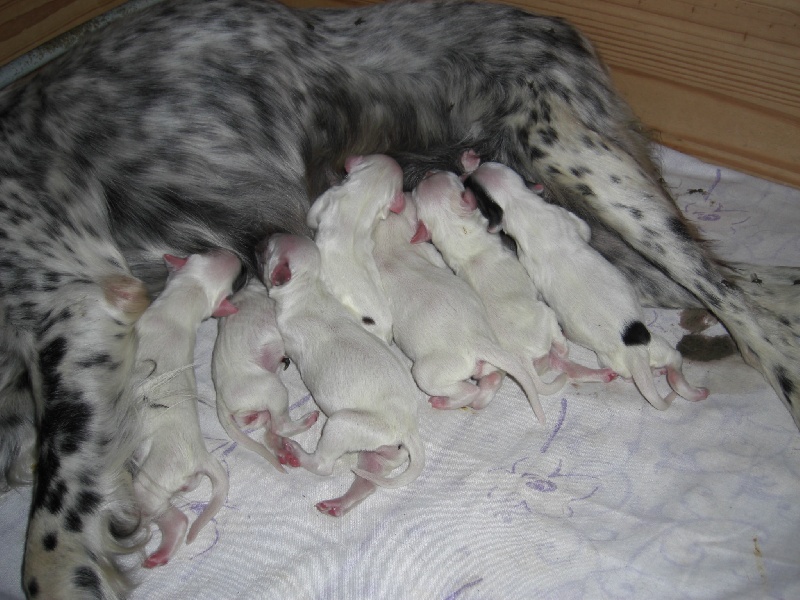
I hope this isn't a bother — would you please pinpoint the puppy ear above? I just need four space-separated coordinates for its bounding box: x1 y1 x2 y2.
212 297 239 318
270 258 293 286
344 155 363 173
410 220 431 244
163 254 188 272
460 189 478 211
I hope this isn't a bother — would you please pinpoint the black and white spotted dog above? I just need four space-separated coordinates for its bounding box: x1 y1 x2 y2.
0 0 797 597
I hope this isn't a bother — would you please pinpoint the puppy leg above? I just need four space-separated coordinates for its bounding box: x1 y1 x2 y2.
278 410 390 476
413 357 498 410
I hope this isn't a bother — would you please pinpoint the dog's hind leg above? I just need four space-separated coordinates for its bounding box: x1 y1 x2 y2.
21 274 150 599
504 99 800 427
0 178 151 596
0 315 38 491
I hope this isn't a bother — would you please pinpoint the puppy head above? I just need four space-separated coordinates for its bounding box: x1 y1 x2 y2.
262 234 320 290
411 171 485 244
345 154 406 219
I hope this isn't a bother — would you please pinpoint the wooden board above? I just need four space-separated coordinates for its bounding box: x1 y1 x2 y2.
1 0 798 189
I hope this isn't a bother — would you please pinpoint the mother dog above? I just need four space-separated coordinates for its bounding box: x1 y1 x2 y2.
0 0 797 597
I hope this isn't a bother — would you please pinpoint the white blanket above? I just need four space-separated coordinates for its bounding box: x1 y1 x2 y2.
1 146 798 599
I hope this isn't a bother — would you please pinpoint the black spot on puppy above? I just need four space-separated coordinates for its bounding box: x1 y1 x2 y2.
463 176 504 232
27 578 39 597
621 321 651 346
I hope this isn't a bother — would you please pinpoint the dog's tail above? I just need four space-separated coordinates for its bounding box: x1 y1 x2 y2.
186 455 230 545
480 343 567 424
215 398 286 473
352 431 426 489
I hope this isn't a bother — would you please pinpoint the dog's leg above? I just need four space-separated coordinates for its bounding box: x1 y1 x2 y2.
507 99 800 425
0 317 38 490
21 274 149 599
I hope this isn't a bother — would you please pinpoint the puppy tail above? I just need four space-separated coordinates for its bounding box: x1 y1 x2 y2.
628 349 674 411
216 398 286 473
482 345 566 424
352 432 426 489
186 456 229 545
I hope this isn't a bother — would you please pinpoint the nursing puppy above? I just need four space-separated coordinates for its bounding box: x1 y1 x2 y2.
465 163 709 409
263 234 424 517
411 170 616 383
307 154 406 343
211 279 319 472
132 251 240 568
373 202 563 422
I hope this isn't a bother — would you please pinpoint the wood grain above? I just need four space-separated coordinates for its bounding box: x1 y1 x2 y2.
1 0 798 189
0 0 128 65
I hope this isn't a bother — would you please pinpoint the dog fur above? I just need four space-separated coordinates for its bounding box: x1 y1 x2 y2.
0 0 797 596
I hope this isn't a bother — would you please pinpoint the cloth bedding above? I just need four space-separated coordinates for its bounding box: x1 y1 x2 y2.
1 146 798 599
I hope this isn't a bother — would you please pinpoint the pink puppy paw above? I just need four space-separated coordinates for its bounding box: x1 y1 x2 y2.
428 396 450 409
277 439 301 467
316 501 343 517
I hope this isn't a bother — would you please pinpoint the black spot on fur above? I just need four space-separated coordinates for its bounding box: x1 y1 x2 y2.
668 216 693 242
610 175 622 184
65 510 83 533
282 356 291 370
529 145 547 160
776 366 794 404
539 126 559 146
75 490 102 515
75 353 113 368
27 578 39 597
43 531 58 551
575 183 594 197
40 336 68 395
44 479 68 514
73 566 102 599
362 316 375 325
570 166 592 178
354 17 365 25
621 321 651 346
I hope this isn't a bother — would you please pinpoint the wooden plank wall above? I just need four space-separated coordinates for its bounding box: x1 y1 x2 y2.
1 0 798 189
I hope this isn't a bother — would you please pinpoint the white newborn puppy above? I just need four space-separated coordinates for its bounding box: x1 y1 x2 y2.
465 162 709 409
411 170 616 383
373 201 563 424
212 279 319 473
132 250 240 568
263 234 424 517
307 154 406 343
